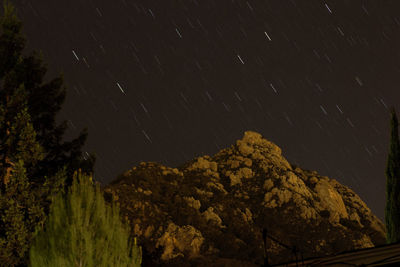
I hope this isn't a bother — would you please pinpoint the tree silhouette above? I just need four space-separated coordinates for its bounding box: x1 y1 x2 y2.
0 1 95 265
385 107 400 244
0 0 96 191
0 84 67 266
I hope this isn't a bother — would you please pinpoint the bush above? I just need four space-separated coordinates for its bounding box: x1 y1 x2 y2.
29 169 142 267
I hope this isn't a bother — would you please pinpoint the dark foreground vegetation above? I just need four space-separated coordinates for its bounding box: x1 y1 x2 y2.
0 1 141 266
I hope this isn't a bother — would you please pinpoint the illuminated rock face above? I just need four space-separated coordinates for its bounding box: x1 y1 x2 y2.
314 179 348 224
156 222 204 261
103 131 386 266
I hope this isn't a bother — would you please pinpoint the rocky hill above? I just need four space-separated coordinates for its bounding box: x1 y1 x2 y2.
102 131 386 266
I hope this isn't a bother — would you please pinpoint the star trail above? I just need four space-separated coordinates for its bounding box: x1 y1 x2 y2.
12 0 400 221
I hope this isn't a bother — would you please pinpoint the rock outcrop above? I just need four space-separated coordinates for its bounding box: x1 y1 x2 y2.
102 131 386 266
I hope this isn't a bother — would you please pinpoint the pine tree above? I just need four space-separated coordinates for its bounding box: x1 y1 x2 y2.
0 159 46 266
0 84 67 266
30 169 142 267
385 107 400 244
0 0 96 189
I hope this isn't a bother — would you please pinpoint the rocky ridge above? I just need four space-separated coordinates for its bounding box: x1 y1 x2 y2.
102 131 386 266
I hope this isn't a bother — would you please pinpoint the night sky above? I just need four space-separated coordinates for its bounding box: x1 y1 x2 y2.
11 0 400 221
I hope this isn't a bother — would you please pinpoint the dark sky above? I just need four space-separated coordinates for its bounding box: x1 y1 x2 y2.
12 0 400 221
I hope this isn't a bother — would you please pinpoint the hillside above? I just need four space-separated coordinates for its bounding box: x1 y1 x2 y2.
102 131 386 266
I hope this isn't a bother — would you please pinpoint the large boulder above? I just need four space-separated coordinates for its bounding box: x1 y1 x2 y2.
156 222 204 261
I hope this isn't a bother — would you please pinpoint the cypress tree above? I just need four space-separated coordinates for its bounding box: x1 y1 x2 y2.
385 107 400 244
0 0 96 189
30 169 142 267
0 84 67 266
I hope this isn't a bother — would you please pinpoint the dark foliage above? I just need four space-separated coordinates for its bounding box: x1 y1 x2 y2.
0 0 96 192
385 107 400 244
0 81 67 266
0 1 95 265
